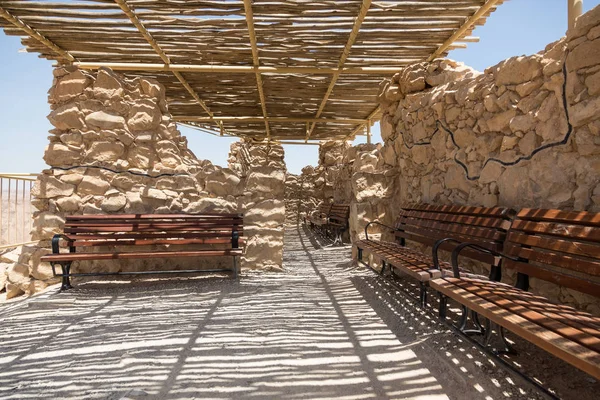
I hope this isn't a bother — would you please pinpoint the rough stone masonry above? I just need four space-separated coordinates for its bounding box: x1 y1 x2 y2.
2 67 286 299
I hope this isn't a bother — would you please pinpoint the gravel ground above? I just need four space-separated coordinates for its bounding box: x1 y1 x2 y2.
0 225 595 399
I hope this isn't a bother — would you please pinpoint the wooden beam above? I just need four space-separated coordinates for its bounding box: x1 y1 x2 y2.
113 0 226 134
306 0 372 141
243 0 271 139
173 116 367 124
0 7 75 62
347 106 381 140
72 62 406 75
427 0 503 61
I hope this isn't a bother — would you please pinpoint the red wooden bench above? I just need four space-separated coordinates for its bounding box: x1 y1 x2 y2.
40 213 244 290
326 203 350 245
431 208 600 379
354 204 515 307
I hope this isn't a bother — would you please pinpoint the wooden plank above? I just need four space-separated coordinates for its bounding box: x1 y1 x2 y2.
41 249 243 262
507 231 600 260
510 220 600 243
403 204 513 218
66 213 242 220
430 278 600 379
399 216 508 241
517 209 600 226
452 279 600 352
65 232 243 241
504 259 600 297
71 238 245 247
399 209 511 230
65 219 242 227
506 243 600 277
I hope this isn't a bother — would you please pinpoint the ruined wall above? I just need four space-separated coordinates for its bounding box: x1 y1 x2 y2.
4 67 285 299
377 7 600 214
372 7 600 313
229 141 286 271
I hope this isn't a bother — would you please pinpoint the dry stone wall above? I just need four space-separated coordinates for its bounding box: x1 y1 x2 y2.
4 67 286 299
377 7 600 213
229 141 286 271
371 6 600 313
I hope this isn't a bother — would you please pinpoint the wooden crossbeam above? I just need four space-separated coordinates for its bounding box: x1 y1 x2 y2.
347 106 381 140
173 116 367 124
305 0 372 142
113 0 226 134
73 62 406 75
427 0 503 61
0 7 75 62
243 0 271 139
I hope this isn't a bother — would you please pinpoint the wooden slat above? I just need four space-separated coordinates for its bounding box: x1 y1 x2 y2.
507 231 600 260
71 238 246 247
400 216 507 241
430 278 600 379
66 213 242 220
403 204 513 218
504 259 600 297
451 279 600 353
41 249 243 262
506 243 600 278
399 209 511 230
65 232 243 241
510 220 600 243
517 209 600 226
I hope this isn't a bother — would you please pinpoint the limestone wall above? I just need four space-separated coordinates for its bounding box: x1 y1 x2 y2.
377 7 600 213
229 141 286 271
4 67 285 299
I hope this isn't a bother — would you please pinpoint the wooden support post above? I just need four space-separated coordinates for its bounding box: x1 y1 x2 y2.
366 120 372 144
569 0 584 30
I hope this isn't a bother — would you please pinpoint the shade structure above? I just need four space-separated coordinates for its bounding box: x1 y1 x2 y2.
0 0 505 141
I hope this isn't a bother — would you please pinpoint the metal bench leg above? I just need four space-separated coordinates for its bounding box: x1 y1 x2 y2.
419 282 428 308
60 263 73 291
439 293 448 321
457 306 485 335
380 260 386 276
233 256 238 280
483 319 516 354
357 247 363 261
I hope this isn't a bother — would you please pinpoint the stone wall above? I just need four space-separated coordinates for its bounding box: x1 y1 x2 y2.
229 141 286 271
377 7 600 213
370 6 600 313
4 67 286 299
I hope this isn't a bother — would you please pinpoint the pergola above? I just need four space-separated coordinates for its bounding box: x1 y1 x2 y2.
0 0 510 143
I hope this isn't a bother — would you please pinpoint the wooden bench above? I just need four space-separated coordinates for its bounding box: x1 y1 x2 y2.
431 208 600 379
326 203 350 245
354 204 515 307
40 213 244 290
307 202 332 231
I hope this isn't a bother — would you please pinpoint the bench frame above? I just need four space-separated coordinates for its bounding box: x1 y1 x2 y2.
42 214 244 290
431 208 600 379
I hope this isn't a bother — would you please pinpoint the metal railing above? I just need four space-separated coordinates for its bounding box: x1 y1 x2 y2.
0 173 37 249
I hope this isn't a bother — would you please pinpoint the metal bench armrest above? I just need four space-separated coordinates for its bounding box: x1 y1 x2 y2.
51 234 75 254
364 221 397 241
431 238 464 274
450 242 520 279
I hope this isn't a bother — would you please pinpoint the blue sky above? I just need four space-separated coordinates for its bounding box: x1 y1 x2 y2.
1 0 599 174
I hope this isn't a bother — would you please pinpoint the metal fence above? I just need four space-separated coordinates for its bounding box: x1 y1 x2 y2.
0 173 37 249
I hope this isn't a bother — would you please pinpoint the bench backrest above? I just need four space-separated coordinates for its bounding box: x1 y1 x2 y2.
504 208 600 297
395 204 515 265
329 204 350 226
63 214 244 248
315 202 332 218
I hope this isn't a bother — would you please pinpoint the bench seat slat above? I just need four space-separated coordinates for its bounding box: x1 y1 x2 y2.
41 249 243 262
430 277 600 379
450 279 600 352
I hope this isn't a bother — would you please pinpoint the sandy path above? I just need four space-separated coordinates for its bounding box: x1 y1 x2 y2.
0 225 569 399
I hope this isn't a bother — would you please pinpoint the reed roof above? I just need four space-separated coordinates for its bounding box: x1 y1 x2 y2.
0 0 505 142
